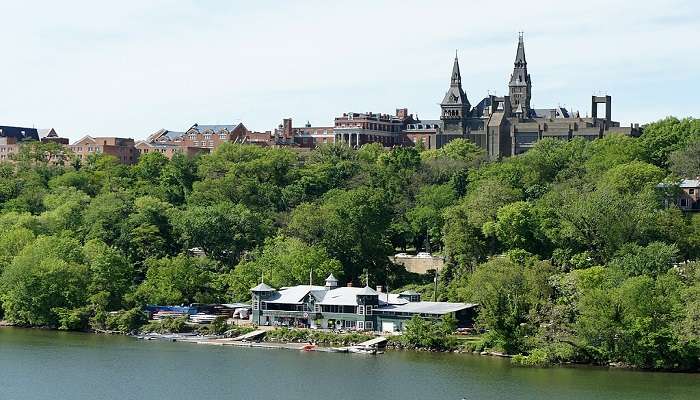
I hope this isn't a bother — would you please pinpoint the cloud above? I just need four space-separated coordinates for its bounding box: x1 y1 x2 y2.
0 0 697 140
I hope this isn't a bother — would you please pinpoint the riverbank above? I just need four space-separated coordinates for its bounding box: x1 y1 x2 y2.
5 328 697 400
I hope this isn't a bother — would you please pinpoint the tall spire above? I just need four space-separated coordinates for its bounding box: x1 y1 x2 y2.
514 32 526 66
451 50 461 86
509 32 532 118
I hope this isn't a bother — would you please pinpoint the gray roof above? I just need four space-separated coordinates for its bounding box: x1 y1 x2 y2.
317 286 376 306
325 274 338 283
680 179 700 188
399 290 420 296
189 123 242 133
375 301 477 315
357 286 379 296
251 283 276 292
265 285 326 304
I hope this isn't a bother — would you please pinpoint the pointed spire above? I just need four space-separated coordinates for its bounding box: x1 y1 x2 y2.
451 50 461 86
514 32 526 66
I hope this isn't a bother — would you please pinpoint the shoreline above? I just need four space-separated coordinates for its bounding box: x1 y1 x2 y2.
2 324 698 373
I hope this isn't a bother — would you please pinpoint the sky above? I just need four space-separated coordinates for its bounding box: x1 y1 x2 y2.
1 0 698 141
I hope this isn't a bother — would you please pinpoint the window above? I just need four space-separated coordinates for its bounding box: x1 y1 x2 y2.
358 306 364 315
680 198 688 207
366 305 373 315
253 300 259 310
690 189 695 195
314 304 321 312
189 134 196 141
357 321 364 330
204 134 211 140
219 133 227 140
365 321 373 331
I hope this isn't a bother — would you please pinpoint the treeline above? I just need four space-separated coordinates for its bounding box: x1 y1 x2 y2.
0 117 699 369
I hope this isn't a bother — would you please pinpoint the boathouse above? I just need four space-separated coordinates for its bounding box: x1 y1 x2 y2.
250 275 477 333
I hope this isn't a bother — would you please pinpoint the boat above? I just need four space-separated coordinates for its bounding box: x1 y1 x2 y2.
301 344 317 352
348 336 388 355
189 313 219 324
348 346 377 355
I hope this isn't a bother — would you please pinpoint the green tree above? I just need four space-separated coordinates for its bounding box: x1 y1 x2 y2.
172 202 270 266
132 255 220 306
227 235 342 301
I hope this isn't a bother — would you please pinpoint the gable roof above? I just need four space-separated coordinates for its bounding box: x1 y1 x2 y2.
265 285 326 304
251 283 276 292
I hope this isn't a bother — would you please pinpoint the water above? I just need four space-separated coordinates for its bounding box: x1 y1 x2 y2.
1 328 698 400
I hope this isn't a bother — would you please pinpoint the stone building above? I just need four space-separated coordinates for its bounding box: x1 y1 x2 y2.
436 33 641 158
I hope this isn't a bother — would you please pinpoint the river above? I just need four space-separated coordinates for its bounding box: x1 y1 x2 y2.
0 328 698 400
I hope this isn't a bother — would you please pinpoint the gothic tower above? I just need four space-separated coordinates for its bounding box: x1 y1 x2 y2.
508 33 532 118
440 52 471 134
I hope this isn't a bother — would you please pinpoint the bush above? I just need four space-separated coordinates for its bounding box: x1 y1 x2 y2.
512 348 552 367
265 328 373 346
105 308 148 333
141 315 191 334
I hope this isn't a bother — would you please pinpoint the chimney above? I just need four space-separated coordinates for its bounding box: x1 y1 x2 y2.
347 282 353 287
376 285 383 293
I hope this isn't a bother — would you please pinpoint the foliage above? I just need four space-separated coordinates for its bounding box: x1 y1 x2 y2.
227 235 342 301
397 314 459 350
265 327 373 346
0 118 699 370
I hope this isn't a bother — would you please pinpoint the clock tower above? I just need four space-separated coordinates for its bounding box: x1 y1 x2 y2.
440 52 471 134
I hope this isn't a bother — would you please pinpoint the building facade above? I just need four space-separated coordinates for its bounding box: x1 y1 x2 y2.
69 136 138 164
250 275 476 333
432 34 642 158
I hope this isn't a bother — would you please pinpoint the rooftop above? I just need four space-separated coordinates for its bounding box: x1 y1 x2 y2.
376 301 476 315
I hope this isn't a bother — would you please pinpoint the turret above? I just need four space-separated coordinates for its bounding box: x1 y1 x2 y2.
508 32 532 118
324 273 338 290
440 51 471 134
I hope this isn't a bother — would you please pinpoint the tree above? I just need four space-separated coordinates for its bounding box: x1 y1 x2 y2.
490 201 545 254
286 187 393 283
466 256 553 353
609 242 678 277
406 184 456 251
227 235 342 301
132 255 220 306
83 239 134 310
0 235 88 326
669 136 700 178
172 202 270 266
639 117 700 168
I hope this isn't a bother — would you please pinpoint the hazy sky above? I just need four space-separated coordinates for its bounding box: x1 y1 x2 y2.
1 0 698 141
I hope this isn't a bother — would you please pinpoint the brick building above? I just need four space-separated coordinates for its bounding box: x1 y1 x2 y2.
69 136 138 164
275 118 334 148
334 109 415 147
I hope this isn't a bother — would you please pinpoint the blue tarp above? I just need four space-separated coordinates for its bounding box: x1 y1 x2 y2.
145 305 198 314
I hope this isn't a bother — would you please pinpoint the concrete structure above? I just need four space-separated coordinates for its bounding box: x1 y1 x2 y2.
250 275 476 333
390 253 444 274
69 136 138 164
